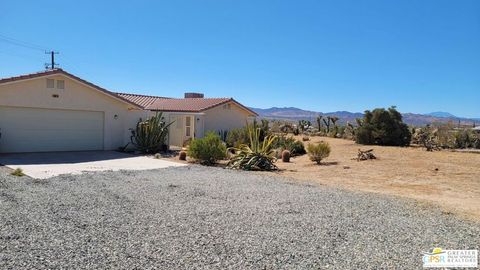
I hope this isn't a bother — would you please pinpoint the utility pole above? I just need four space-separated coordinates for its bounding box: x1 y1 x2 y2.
45 51 59 70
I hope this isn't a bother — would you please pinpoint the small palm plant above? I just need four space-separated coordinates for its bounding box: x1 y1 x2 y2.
227 125 278 171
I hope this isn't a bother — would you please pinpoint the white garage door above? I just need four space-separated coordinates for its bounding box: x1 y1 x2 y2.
0 106 104 153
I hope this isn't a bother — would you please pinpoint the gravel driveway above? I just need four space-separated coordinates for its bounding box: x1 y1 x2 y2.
1 166 479 269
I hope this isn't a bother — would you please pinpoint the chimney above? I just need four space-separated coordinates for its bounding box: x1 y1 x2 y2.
184 92 204 98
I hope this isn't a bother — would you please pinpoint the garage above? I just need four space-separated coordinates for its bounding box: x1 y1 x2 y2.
0 69 144 153
0 106 104 153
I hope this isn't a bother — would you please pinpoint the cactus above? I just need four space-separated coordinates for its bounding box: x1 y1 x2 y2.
281 150 291 162
179 151 187 161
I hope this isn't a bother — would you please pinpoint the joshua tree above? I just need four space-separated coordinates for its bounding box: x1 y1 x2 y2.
323 117 331 133
330 116 339 127
298 120 311 132
316 115 323 132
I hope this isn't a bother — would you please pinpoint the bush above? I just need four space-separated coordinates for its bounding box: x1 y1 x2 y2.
10 168 25 177
307 142 331 164
226 128 249 148
453 129 480 149
227 126 277 171
188 132 227 165
272 136 306 156
355 106 411 146
130 112 173 153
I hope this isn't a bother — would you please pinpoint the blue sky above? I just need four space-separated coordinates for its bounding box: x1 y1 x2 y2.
1 0 479 117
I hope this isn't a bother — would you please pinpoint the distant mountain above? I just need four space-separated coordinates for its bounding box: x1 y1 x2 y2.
426 112 457 118
250 107 478 126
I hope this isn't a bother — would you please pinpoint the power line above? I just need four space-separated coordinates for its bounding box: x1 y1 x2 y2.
0 33 61 70
0 33 49 52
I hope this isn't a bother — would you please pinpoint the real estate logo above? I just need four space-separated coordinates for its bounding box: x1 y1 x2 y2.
423 248 478 268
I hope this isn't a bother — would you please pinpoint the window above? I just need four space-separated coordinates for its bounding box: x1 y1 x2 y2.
57 80 65 89
185 116 192 137
46 79 54 88
223 104 231 110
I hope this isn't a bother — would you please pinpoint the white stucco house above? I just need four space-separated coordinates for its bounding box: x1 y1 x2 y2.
0 69 257 153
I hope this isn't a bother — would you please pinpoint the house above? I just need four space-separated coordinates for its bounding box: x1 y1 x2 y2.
0 69 257 153
117 92 257 147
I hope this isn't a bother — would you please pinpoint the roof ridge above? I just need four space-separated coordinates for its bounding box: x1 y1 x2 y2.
0 68 62 82
0 69 141 109
116 92 170 99
171 97 232 100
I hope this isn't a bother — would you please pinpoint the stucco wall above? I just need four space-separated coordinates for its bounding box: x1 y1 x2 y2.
203 102 255 134
0 74 144 150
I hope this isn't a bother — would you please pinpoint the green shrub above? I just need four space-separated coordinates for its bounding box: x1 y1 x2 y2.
355 106 411 146
271 136 306 156
10 168 25 177
307 142 331 164
227 126 277 171
188 132 227 165
226 128 249 147
453 129 480 149
130 112 173 153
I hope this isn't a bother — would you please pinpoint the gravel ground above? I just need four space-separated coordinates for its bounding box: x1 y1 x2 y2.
0 166 479 269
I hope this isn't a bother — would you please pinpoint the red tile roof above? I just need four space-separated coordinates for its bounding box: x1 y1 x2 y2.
146 98 231 112
0 69 142 109
116 92 169 108
118 93 257 115
1 69 257 116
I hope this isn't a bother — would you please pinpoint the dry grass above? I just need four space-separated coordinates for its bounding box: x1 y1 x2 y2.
270 136 480 222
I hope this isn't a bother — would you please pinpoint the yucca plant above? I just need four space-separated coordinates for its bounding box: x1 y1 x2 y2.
130 112 173 153
227 126 278 171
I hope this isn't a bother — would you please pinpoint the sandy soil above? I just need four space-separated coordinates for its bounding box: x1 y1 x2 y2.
270 136 480 222
163 137 480 222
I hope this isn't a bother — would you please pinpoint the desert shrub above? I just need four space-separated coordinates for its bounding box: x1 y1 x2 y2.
271 136 306 156
226 120 271 148
279 122 295 133
412 124 480 150
307 142 331 164
343 123 356 140
289 140 306 156
188 132 227 165
355 106 411 146
130 112 173 153
217 130 228 142
10 168 25 177
226 128 249 148
227 126 277 171
452 129 480 149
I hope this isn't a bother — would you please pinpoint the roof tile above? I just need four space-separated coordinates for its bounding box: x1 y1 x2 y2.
116 93 169 108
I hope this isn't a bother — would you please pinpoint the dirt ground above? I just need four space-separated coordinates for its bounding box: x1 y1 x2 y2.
271 136 480 222
164 136 480 222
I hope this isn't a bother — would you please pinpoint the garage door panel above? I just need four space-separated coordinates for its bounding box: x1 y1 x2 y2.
0 106 104 153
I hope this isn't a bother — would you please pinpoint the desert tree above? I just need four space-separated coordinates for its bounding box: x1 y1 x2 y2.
323 117 331 133
316 115 323 132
